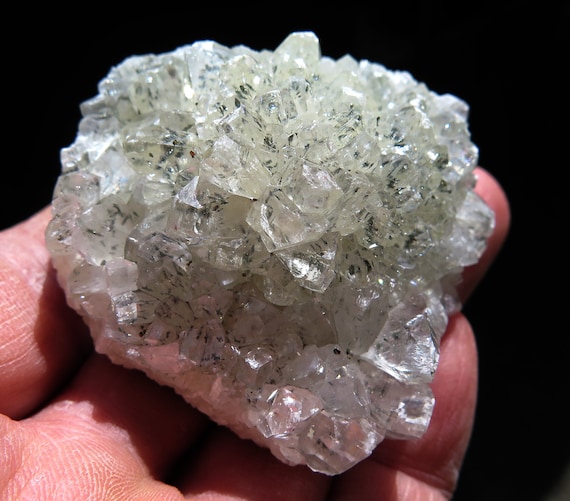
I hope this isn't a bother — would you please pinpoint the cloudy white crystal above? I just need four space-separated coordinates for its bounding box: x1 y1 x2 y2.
45 31 494 475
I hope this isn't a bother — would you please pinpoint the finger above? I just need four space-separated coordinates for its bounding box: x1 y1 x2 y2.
328 313 478 500
327 169 509 499
0 207 92 419
459 167 511 301
11 352 210 498
1 412 186 501
174 425 331 501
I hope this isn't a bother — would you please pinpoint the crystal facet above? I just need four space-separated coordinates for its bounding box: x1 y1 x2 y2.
45 31 495 475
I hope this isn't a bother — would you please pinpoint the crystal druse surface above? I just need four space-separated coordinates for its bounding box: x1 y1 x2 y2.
45 31 494 475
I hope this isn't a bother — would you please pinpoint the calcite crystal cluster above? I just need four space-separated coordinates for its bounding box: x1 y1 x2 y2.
45 31 494 475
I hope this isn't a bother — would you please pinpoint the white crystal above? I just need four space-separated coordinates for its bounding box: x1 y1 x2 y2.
45 31 495 475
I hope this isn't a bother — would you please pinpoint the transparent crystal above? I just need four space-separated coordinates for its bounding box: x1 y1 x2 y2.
45 31 495 475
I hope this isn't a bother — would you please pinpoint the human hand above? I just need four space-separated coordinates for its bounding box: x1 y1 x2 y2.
0 167 510 500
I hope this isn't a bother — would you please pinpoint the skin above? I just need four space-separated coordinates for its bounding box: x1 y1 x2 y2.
0 167 510 500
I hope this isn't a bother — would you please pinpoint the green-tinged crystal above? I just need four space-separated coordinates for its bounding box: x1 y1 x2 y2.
45 31 494 475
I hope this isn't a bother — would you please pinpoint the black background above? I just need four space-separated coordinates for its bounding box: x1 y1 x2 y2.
3 3 568 500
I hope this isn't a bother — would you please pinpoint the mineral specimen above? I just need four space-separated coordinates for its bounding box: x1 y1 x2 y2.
45 31 495 475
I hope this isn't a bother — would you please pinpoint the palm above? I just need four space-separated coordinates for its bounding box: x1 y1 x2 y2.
0 168 510 500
